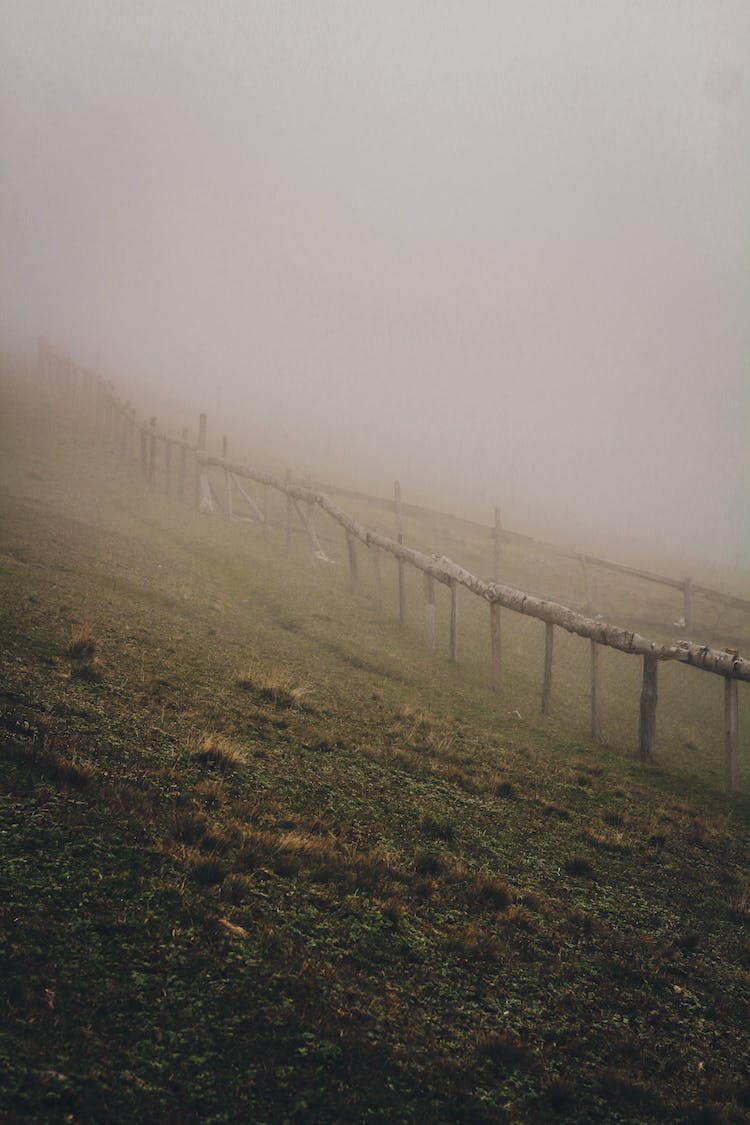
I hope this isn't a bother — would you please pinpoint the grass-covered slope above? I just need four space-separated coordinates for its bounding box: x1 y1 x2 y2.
1 369 750 1123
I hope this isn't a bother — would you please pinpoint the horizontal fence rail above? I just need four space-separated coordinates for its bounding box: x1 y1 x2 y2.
37 340 748 791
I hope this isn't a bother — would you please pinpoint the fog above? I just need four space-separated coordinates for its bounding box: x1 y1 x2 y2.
2 2 748 576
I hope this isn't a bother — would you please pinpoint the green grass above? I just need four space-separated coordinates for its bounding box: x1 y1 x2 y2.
1 365 750 1122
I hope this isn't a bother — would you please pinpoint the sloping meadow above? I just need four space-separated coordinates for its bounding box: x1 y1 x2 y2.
2 369 750 1122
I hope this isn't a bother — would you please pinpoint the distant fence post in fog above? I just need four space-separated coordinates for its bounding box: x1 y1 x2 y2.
394 480 407 625
579 554 593 614
148 418 157 485
140 428 148 479
285 470 293 551
493 506 503 581
179 428 188 501
683 577 693 631
195 413 207 509
346 532 358 593
371 545 382 610
38 342 750 795
164 437 172 496
222 436 232 519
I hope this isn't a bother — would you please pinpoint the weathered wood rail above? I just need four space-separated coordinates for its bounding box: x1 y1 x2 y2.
38 340 747 791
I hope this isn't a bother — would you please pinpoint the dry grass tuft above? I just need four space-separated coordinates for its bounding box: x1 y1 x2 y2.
67 620 103 682
581 826 629 853
465 872 512 912
68 619 97 659
189 733 247 772
189 855 227 886
236 664 312 709
488 774 516 799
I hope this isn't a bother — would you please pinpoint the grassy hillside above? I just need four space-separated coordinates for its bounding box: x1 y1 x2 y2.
2 365 750 1123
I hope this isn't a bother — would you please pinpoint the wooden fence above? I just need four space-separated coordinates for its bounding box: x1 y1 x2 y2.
38 340 747 791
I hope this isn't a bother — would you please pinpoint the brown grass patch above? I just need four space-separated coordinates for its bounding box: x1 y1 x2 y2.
68 619 97 659
189 732 247 772
237 665 312 709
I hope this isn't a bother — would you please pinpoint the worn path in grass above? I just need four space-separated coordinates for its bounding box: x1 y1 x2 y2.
1 366 750 1122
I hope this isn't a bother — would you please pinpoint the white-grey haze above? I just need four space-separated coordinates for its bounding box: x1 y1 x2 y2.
2 2 748 576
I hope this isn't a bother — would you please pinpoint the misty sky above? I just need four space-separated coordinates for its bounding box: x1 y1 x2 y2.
1 2 748 572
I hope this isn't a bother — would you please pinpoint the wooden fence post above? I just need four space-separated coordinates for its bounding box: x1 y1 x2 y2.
126 406 135 461
579 554 593 614
346 531 358 593
590 641 602 742
638 654 658 763
222 436 232 519
395 481 407 624
683 578 693 632
490 601 501 693
139 428 148 479
423 573 436 649
372 545 382 611
285 470 293 551
493 506 502 581
448 579 458 664
195 413 207 509
164 439 172 496
148 417 157 485
541 622 554 715
178 429 187 501
725 649 739 791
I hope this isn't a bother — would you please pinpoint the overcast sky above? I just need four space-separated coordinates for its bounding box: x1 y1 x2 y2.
1 2 748 572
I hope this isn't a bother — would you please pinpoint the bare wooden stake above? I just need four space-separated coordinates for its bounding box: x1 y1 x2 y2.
683 577 693 632
199 468 215 513
423 573 436 649
285 469 293 551
178 429 187 501
448 578 458 664
148 418 157 485
164 439 172 496
579 553 593 614
541 621 554 715
725 675 739 791
395 480 406 624
305 473 314 526
371 545 382 610
490 601 502 692
195 413 207 509
222 436 232 519
232 474 264 522
119 407 127 461
590 640 602 742
291 498 328 565
139 429 148 479
493 506 503 581
725 649 739 791
346 531 358 593
638 654 658 763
